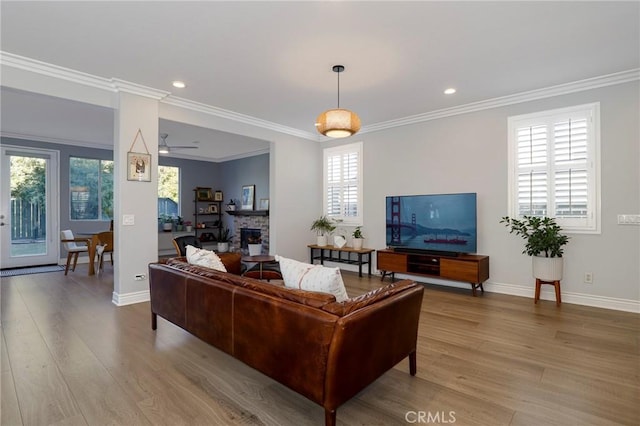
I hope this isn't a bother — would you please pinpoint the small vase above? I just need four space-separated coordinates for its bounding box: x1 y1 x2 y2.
218 242 229 253
334 235 347 248
248 243 262 256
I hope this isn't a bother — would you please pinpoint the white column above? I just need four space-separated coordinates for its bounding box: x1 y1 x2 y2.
112 82 168 305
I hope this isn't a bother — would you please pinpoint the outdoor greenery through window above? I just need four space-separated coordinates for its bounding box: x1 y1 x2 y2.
158 165 180 218
507 103 600 232
323 141 363 225
70 157 113 220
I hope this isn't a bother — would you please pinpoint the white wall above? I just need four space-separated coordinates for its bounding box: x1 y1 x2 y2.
338 81 638 310
270 135 321 261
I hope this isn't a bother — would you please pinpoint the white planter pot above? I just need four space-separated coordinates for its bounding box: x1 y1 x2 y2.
333 235 347 248
317 235 328 246
162 223 173 232
352 238 364 250
532 256 564 281
248 243 262 256
185 225 192 232
217 242 229 253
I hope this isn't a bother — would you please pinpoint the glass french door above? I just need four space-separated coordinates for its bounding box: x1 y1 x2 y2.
0 146 59 268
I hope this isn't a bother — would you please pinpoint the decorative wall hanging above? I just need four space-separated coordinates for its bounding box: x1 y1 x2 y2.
127 128 151 182
241 185 255 210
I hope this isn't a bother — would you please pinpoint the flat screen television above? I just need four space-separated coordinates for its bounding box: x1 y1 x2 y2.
385 193 477 255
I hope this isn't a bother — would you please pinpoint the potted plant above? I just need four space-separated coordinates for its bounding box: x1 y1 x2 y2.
184 221 193 232
310 215 336 246
217 227 232 253
159 214 174 232
247 235 262 256
500 215 569 281
175 216 184 231
351 226 364 250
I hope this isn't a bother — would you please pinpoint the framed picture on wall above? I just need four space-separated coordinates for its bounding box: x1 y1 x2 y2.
259 198 269 210
127 152 151 182
214 190 224 201
241 185 255 210
208 203 219 214
196 187 213 201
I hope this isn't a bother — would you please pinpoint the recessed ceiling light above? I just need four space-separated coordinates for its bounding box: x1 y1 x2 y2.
172 81 186 89
444 88 456 95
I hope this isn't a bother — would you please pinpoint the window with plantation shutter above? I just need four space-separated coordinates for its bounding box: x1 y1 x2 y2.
323 142 363 225
508 103 600 233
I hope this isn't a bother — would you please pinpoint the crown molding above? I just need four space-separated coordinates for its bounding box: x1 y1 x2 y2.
111 78 170 100
1 52 170 100
0 131 113 151
4 51 638 140
161 96 319 141
1 51 114 91
162 147 271 163
360 68 640 134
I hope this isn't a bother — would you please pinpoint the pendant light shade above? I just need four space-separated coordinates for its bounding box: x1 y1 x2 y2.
316 108 361 138
316 65 361 138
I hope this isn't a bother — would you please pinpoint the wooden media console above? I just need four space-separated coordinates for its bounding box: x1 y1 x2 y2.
377 249 489 296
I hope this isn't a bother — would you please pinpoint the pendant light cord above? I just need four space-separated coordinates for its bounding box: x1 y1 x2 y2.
336 69 340 108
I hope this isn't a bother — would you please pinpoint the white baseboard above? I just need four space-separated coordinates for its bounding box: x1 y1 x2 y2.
112 290 149 306
481 281 639 313
368 268 640 313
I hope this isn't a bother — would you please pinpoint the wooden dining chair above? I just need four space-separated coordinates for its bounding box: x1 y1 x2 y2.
95 231 114 273
60 230 90 275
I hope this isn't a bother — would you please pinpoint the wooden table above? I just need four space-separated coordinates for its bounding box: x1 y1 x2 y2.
307 244 375 277
241 255 276 280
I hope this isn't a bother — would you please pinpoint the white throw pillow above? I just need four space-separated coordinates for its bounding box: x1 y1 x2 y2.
276 255 349 302
185 245 227 272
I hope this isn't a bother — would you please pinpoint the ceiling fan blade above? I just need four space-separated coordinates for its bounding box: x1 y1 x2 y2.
170 145 198 149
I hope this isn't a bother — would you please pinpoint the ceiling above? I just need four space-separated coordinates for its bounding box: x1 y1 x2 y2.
1 1 639 161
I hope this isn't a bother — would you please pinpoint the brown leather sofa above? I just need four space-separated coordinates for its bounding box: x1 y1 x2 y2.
148 256 424 426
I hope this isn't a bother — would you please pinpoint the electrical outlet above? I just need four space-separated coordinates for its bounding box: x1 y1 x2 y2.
584 272 593 284
134 274 146 281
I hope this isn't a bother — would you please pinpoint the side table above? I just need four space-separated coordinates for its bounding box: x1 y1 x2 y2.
307 244 375 277
241 255 277 280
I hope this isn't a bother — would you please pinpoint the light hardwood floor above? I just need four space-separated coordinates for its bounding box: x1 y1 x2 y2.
1 266 638 426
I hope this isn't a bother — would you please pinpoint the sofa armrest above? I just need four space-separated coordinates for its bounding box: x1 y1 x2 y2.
323 283 424 411
321 279 417 316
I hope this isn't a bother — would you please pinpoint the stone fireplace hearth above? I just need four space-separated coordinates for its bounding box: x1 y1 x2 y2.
232 214 269 254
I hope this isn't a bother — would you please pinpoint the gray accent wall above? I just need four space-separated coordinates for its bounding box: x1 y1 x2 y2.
0 137 269 254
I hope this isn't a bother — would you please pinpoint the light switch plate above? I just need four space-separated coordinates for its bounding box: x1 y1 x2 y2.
617 214 640 225
122 214 135 226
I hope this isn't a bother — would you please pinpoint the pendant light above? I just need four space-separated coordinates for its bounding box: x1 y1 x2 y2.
316 65 361 138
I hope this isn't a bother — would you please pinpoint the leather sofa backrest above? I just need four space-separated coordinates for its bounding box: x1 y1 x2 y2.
167 254 242 275
161 259 336 308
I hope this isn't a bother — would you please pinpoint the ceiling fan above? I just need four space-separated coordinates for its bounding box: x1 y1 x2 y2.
158 133 198 154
